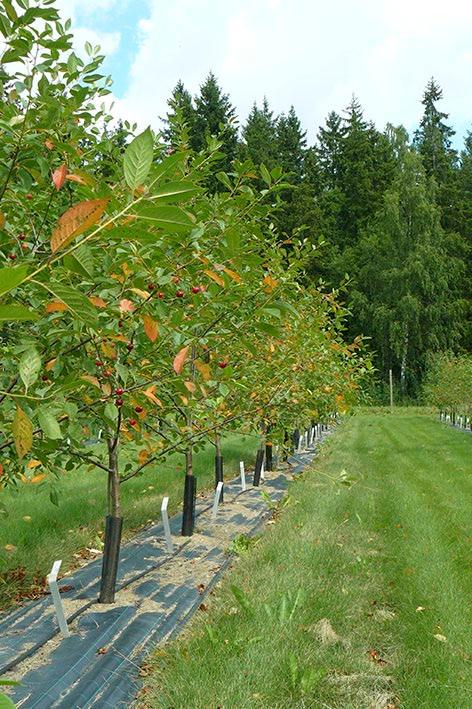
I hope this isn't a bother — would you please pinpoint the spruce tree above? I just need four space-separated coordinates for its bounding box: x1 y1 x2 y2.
162 80 195 148
241 97 278 168
275 106 307 235
413 78 458 230
193 72 238 170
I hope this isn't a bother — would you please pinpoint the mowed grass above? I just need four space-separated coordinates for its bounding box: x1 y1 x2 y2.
0 434 257 611
143 411 472 709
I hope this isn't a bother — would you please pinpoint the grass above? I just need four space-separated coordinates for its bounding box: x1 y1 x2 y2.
0 433 257 611
143 410 472 709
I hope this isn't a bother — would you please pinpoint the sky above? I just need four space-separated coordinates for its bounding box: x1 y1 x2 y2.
58 0 472 147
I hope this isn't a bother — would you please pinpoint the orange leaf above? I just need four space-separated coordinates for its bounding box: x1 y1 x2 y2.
50 198 109 253
179 395 189 405
52 163 68 190
223 267 242 283
30 473 46 484
263 275 278 293
45 358 56 371
26 459 42 469
143 315 158 342
142 385 163 407
65 172 93 186
184 381 196 393
119 299 135 313
138 449 149 465
204 269 225 287
195 360 211 381
46 301 68 313
89 296 107 308
173 346 189 374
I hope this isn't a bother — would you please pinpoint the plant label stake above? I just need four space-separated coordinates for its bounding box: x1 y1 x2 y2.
261 460 265 480
160 496 174 554
239 461 246 491
212 481 224 520
47 560 70 638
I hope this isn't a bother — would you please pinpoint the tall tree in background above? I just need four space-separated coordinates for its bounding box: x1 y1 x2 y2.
241 97 278 168
275 105 307 235
162 79 195 148
349 132 464 392
413 78 458 231
193 72 238 187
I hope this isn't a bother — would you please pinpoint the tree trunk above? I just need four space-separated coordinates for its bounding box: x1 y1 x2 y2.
182 444 196 536
99 434 123 604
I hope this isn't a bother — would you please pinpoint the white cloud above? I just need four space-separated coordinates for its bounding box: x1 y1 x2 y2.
73 27 121 58
87 0 472 143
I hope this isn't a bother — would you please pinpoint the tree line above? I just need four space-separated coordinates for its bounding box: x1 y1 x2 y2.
158 73 471 397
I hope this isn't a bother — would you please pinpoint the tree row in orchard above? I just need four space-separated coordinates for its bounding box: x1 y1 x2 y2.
0 1 369 603
162 75 471 397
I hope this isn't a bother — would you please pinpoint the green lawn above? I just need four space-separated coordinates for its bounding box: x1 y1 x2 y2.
0 434 257 610
143 410 472 709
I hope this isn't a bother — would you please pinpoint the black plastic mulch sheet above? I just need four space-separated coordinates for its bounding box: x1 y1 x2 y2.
1 446 322 708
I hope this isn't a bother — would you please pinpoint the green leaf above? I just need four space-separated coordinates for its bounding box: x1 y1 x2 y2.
19 348 41 392
39 282 98 325
124 127 154 189
0 305 38 322
260 163 272 186
0 692 17 709
63 244 94 277
49 488 60 507
0 13 12 38
0 265 28 298
38 409 62 440
136 205 195 232
150 181 199 202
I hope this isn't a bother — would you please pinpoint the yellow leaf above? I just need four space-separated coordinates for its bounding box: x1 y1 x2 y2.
50 198 109 253
204 269 225 287
100 341 116 360
195 360 211 381
46 301 68 313
184 381 196 393
65 170 94 186
0 212 5 229
173 346 189 375
81 374 101 389
143 314 159 342
26 459 41 469
223 267 242 283
179 395 189 405
12 405 33 459
4 544 16 553
129 288 151 299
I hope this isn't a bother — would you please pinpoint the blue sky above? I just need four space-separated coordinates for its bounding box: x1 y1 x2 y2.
59 0 472 148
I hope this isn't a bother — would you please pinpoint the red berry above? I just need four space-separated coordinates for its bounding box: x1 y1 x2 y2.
218 361 228 369
115 387 124 396
148 282 156 291
134 405 143 414
157 292 164 299
21 243 29 250
118 320 124 328
18 233 26 241
26 193 33 200
126 342 134 352
8 253 16 260
95 360 103 367
191 286 200 294
103 370 112 378
172 275 180 284
199 285 206 292
41 375 49 382
115 398 124 407
129 418 137 426
176 290 184 298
